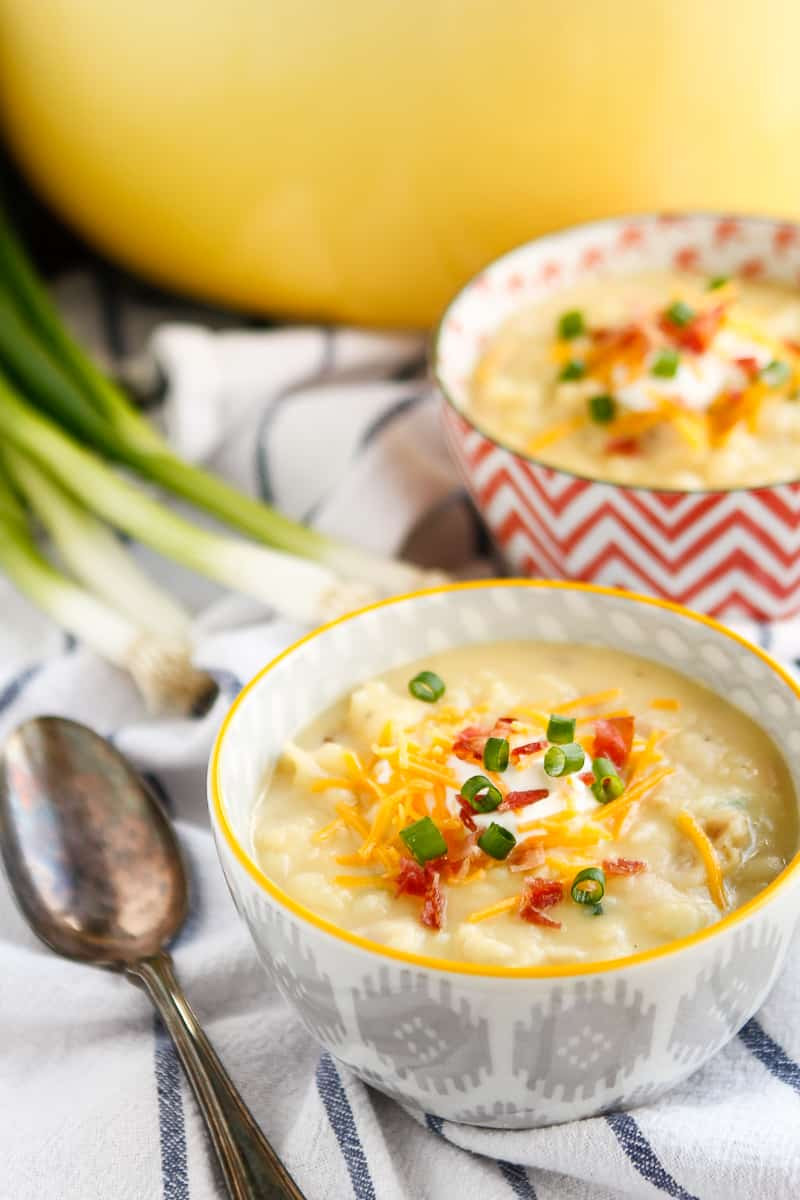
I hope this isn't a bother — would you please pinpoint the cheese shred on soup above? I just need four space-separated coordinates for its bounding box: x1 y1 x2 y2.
468 271 800 489
252 643 796 968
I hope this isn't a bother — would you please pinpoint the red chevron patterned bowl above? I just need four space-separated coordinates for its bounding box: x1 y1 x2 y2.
434 213 800 621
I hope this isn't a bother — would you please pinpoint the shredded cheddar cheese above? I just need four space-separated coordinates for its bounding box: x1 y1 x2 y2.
676 809 727 910
649 698 681 711
467 896 519 923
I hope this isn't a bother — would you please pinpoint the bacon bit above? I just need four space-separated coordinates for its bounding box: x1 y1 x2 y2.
457 801 478 832
420 871 446 930
452 717 515 764
510 740 545 760
734 355 760 380
593 716 635 768
579 771 595 785
603 857 647 875
785 338 800 356
499 788 549 811
605 436 640 456
507 841 546 873
394 858 430 897
519 877 563 926
660 304 725 353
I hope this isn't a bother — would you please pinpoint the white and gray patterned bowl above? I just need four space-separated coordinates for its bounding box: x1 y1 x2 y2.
208 580 800 1128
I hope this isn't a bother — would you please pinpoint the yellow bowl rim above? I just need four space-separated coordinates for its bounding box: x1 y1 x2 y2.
210 578 800 979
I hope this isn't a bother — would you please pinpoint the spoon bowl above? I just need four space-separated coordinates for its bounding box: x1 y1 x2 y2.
0 715 304 1200
0 716 186 965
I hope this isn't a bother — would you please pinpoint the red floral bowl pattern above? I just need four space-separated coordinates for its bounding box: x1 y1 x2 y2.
434 214 800 621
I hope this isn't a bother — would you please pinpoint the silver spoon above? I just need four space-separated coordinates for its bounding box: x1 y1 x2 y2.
0 715 305 1200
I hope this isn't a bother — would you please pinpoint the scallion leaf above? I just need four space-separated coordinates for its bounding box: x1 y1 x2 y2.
477 822 516 860
399 816 447 865
483 737 510 772
571 866 606 905
707 275 729 291
591 756 625 803
760 359 791 387
546 713 576 744
651 348 680 379
588 394 616 424
408 670 445 703
544 742 585 778
664 300 695 328
558 310 585 340
558 359 585 382
461 775 503 813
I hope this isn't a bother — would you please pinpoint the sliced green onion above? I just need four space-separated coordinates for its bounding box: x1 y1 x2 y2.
558 310 585 340
477 822 516 860
760 359 791 387
546 713 576 744
483 736 510 772
408 670 445 703
559 359 585 382
571 866 606 905
399 816 447 865
707 275 729 291
461 774 503 813
544 742 585 778
588 394 616 424
591 756 625 803
651 348 680 379
664 300 695 328
0 491 216 715
590 902 604 916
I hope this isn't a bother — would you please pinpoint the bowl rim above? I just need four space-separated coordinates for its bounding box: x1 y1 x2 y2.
431 209 800 497
209 578 800 979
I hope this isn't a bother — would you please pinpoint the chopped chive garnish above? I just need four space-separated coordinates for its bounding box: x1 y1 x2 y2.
571 866 606 905
558 310 585 340
483 737 510 773
408 670 445 703
760 359 791 387
664 300 695 328
546 713 576 744
559 359 585 382
591 756 625 803
543 742 585 778
588 393 616 424
400 816 447 865
477 822 516 860
707 275 729 291
651 348 680 379
461 774 503 813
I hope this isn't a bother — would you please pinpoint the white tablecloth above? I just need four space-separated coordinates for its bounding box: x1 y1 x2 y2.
2 275 799 1200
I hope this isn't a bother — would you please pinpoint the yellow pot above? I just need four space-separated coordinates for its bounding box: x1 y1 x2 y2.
2 1 799 327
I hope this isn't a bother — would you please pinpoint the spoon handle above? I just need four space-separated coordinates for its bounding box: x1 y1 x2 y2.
128 952 306 1200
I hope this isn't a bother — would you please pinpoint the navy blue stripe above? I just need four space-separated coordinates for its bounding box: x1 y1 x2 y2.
426 1113 537 1199
607 1113 699 1200
0 662 40 715
739 1017 800 1095
316 1052 377 1200
498 1160 538 1199
153 1016 190 1200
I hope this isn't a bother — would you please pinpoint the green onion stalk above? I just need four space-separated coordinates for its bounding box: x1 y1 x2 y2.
0 375 377 624
0 210 440 595
0 468 217 715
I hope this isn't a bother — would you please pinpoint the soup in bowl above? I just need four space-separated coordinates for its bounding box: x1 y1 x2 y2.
435 214 800 621
209 581 800 1127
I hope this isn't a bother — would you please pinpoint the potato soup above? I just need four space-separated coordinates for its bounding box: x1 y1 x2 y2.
252 642 796 968
469 271 800 489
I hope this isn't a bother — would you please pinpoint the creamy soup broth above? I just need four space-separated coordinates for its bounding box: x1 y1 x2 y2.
252 642 796 968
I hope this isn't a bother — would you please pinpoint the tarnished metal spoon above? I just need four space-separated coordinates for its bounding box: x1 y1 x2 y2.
0 715 305 1200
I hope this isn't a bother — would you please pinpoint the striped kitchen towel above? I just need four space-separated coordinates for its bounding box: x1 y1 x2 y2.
1 269 799 1200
